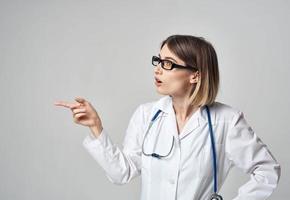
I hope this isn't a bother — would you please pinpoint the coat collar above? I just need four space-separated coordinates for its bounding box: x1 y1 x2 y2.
152 95 217 140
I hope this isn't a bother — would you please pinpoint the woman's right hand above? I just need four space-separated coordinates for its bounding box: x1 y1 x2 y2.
54 97 103 137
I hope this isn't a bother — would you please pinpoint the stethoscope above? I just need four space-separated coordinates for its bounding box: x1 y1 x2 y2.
142 105 223 200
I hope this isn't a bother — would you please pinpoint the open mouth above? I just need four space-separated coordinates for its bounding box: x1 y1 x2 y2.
155 77 163 83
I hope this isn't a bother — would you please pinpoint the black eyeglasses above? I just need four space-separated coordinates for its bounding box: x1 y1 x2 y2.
152 56 198 71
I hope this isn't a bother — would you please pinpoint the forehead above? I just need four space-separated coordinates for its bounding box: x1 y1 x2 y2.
159 44 185 65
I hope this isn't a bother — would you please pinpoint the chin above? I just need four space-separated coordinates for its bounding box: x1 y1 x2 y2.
155 88 171 96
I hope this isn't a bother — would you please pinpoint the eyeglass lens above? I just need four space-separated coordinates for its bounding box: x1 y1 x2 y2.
152 56 172 70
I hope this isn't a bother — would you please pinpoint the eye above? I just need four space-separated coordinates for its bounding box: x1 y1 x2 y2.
163 60 172 69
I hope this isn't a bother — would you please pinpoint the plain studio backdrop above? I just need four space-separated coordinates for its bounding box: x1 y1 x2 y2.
0 0 289 199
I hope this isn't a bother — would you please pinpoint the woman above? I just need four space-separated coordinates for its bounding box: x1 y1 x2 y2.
54 35 281 200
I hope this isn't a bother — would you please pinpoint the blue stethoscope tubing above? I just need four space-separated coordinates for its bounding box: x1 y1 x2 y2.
141 105 223 200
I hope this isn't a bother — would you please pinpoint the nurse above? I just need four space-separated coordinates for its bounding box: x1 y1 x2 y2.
55 35 281 200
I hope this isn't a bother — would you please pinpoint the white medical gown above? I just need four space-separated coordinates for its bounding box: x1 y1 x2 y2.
82 95 281 200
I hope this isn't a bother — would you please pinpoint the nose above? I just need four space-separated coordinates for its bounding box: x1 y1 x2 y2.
154 64 163 75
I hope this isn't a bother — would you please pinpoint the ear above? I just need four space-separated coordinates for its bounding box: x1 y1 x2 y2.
189 71 199 84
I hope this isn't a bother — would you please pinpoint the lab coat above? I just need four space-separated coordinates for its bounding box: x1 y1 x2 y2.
82 95 281 200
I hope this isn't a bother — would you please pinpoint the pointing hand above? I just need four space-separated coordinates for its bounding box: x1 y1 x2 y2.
54 97 103 136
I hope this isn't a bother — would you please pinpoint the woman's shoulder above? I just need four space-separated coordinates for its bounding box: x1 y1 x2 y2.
136 98 244 116
139 100 158 112
138 95 168 108
210 101 243 123
134 96 169 121
137 97 164 114
127 98 158 127
211 101 241 113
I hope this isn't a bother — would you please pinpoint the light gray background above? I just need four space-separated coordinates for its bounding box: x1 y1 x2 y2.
0 0 289 199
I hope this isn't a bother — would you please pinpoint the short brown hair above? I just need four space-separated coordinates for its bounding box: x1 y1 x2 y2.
160 34 220 107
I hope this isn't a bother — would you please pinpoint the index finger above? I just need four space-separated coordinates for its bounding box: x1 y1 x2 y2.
54 101 81 109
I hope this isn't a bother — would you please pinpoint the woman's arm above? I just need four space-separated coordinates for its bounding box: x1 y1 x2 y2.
82 104 145 185
225 111 281 200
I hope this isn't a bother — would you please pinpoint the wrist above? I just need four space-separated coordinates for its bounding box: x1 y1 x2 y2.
89 125 103 138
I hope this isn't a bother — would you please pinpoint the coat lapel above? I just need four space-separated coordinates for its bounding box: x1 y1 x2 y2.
153 96 217 141
155 96 216 139
147 96 219 160
178 112 201 140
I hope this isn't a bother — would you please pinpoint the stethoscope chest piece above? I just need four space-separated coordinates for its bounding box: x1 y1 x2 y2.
210 193 223 200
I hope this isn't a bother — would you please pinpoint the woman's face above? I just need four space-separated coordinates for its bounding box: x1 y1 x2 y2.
154 44 198 97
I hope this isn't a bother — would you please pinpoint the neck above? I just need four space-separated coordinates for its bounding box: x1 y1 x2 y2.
171 95 199 121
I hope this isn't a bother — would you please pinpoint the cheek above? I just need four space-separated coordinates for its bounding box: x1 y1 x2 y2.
166 75 189 89
156 76 189 95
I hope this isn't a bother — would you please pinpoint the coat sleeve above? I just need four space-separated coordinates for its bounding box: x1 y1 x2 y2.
82 104 145 185
225 111 281 200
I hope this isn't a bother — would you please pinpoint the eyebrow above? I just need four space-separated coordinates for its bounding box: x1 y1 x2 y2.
158 53 177 63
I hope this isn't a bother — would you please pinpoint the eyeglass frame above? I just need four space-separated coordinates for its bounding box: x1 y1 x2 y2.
152 55 198 71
